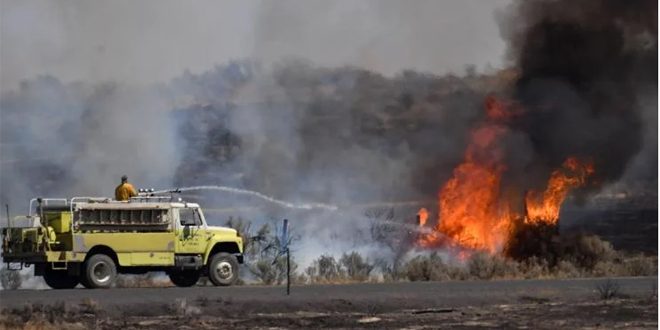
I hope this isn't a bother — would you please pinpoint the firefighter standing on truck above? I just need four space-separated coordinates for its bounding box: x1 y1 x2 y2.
115 175 137 201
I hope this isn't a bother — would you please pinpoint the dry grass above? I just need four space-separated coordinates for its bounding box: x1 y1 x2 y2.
168 299 201 318
0 302 89 330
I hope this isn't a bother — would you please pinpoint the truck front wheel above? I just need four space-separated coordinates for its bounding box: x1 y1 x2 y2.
82 254 117 289
43 268 79 289
208 253 239 286
168 270 201 287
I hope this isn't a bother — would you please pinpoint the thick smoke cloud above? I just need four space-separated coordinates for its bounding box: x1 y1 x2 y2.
496 0 657 199
0 78 179 213
172 60 487 205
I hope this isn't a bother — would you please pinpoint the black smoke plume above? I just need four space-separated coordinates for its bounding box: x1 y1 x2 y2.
500 0 657 195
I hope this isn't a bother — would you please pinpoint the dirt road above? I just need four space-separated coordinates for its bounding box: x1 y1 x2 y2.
1 277 657 329
1 276 656 308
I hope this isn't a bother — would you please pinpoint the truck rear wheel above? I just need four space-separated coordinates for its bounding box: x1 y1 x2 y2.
82 254 117 289
208 253 239 286
168 270 201 287
43 268 79 289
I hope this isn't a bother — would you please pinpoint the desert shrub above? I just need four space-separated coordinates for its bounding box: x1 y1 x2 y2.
467 252 495 279
519 257 550 279
404 253 453 281
622 255 657 276
340 251 374 281
306 255 344 283
447 264 470 280
552 260 581 278
592 261 625 277
293 272 308 285
251 259 278 285
0 268 22 290
248 249 298 285
466 252 519 280
596 279 620 300
374 258 405 282
490 256 521 279
558 234 617 269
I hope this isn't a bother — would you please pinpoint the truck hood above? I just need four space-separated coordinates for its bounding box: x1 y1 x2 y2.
207 226 238 236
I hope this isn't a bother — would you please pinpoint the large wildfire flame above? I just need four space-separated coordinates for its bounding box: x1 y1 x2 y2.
419 96 594 254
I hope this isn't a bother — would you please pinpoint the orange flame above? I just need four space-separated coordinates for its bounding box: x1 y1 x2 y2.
524 157 595 225
417 208 429 227
420 97 513 253
419 96 595 255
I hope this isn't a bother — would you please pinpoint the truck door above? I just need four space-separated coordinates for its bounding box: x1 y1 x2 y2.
175 208 206 254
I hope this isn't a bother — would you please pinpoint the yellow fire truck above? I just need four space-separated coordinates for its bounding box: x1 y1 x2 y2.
1 196 243 289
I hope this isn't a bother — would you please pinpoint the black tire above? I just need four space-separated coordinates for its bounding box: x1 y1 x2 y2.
168 270 201 287
82 254 117 289
43 268 79 289
79 274 92 289
208 253 239 286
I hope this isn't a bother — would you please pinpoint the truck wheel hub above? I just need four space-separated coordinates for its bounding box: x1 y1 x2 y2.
215 261 232 279
93 262 111 283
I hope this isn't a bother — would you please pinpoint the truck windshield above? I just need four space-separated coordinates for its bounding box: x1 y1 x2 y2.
179 208 203 226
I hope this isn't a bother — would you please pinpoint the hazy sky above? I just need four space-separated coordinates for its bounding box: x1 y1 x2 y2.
1 0 511 90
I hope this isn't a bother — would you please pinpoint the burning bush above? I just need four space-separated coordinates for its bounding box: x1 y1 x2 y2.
416 0 656 261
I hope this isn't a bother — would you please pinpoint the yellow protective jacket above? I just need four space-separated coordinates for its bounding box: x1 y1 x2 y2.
115 183 137 201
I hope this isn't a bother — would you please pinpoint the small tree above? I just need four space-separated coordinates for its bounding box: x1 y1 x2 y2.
225 219 299 285
365 207 415 276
